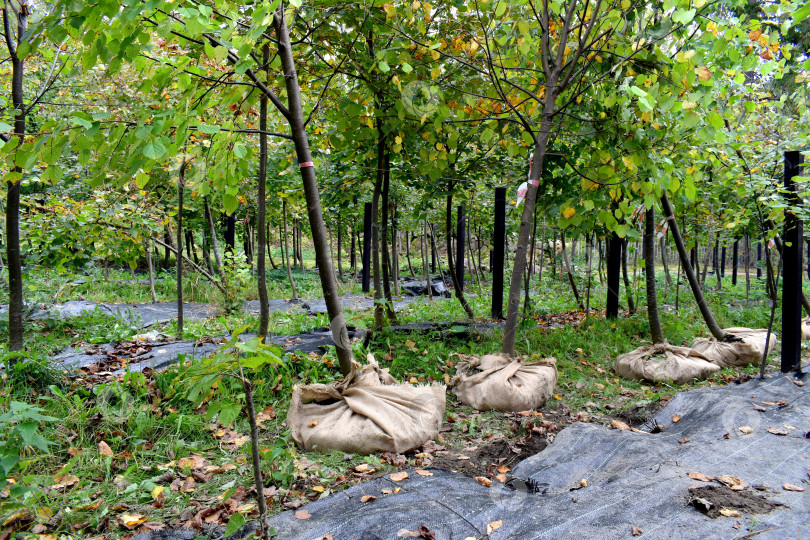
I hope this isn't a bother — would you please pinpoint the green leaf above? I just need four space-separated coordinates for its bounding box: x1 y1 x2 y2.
378 60 390 73
217 402 242 427
225 513 246 537
672 8 696 25
495 1 507 17
143 141 167 160
223 193 239 214
794 1 810 24
197 125 221 134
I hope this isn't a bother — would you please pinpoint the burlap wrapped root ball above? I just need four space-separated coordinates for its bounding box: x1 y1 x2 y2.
288 357 446 455
691 327 777 368
450 354 558 412
614 343 720 384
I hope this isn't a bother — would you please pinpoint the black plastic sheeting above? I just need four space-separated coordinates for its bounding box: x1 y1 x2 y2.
3 294 423 328
132 370 809 540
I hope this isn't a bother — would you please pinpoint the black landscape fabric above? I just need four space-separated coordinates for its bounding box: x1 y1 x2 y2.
133 370 809 540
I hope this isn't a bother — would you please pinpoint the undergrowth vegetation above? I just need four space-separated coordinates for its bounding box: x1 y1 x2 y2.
0 262 797 537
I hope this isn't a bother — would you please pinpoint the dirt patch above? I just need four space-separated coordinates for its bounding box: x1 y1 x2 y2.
687 485 782 518
613 401 661 428
428 433 549 478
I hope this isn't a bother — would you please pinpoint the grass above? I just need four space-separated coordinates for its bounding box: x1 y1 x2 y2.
0 256 801 538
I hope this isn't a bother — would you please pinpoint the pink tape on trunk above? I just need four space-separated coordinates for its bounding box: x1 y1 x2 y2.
299 161 314 168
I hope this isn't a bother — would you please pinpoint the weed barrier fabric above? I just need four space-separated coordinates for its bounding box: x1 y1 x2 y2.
132 371 808 540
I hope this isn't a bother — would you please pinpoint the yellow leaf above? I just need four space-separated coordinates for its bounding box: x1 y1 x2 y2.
311 486 325 493
151 486 165 500
487 520 503 534
390 471 409 482
120 513 148 529
621 0 630 9
562 207 576 220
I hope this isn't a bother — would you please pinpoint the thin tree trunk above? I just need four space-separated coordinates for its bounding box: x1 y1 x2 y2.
267 224 278 270
381 153 397 322
745 234 750 305
467 218 481 287
5 5 26 352
204 198 223 277
145 238 157 303
660 193 727 340
423 218 432 301
337 218 343 280
242 379 270 540
645 207 665 344
523 202 539 314
177 162 187 338
561 230 585 310
621 237 636 314
282 200 298 300
430 223 451 294
371 125 386 330
274 9 352 374
256 42 271 340
446 185 474 319
406 232 415 277
391 204 400 296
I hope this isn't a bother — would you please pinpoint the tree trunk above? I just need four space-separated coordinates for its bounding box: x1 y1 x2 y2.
660 193 727 340
204 198 224 277
267 224 278 270
621 237 636 314
380 152 397 323
256 42 271 340
337 218 343 280
644 206 665 344
523 202 539 314
561 230 585 310
391 204 400 295
446 186 474 319
282 199 298 300
275 10 352 374
5 7 26 352
145 238 157 303
406 232 415 277
423 218 432 301
177 162 187 339
371 125 386 330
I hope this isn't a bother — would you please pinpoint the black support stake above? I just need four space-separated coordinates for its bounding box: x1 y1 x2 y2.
362 202 372 293
492 188 506 319
757 242 762 279
456 205 465 292
781 150 804 375
732 239 739 285
721 245 726 277
606 231 621 319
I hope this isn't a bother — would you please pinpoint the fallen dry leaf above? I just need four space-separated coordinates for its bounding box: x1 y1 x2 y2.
768 427 789 436
98 441 114 458
739 426 754 434
752 402 766 411
496 465 510 474
381 489 392 495
390 471 409 482
632 526 643 536
119 513 148 529
475 476 493 487
687 472 714 482
783 483 805 492
717 475 746 491
579 479 588 488
354 463 375 473
311 486 325 493
177 456 206 470
610 419 630 431
308 421 319 428
486 520 503 535
360 495 377 503
294 509 312 520
678 437 690 444
51 473 79 491
718 508 741 518
672 414 681 423
414 469 433 477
